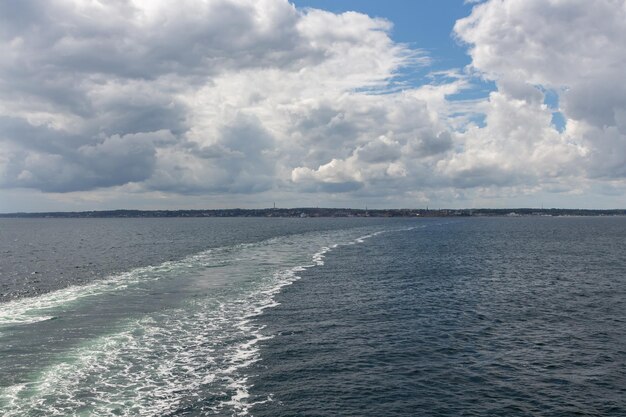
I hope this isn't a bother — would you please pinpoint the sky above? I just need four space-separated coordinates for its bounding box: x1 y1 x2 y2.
1 0 626 212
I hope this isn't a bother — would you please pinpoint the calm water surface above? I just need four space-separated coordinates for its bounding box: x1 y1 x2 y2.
0 217 624 416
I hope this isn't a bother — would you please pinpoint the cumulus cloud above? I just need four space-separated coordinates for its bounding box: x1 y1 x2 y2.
1 0 441 197
1 127 174 192
1 0 626 209
453 0 626 187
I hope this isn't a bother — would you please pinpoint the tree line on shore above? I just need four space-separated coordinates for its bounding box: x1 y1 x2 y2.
2 208 625 218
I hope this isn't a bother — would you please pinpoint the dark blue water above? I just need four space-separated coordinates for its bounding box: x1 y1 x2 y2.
1 217 625 416
249 217 626 416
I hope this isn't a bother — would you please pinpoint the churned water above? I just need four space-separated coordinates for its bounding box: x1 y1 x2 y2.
0 217 625 416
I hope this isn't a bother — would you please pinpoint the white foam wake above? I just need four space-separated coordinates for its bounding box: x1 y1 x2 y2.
0 225 416 416
0 242 260 327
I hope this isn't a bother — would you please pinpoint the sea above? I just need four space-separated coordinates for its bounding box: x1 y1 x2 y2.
0 216 624 416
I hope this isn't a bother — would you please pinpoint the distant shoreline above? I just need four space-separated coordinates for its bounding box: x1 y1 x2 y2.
1 208 625 218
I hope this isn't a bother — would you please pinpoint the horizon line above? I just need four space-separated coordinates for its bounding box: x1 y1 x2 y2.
2 207 626 217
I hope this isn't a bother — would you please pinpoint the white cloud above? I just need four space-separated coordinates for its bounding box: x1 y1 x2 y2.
1 0 626 210
1 0 443 198
454 0 626 186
